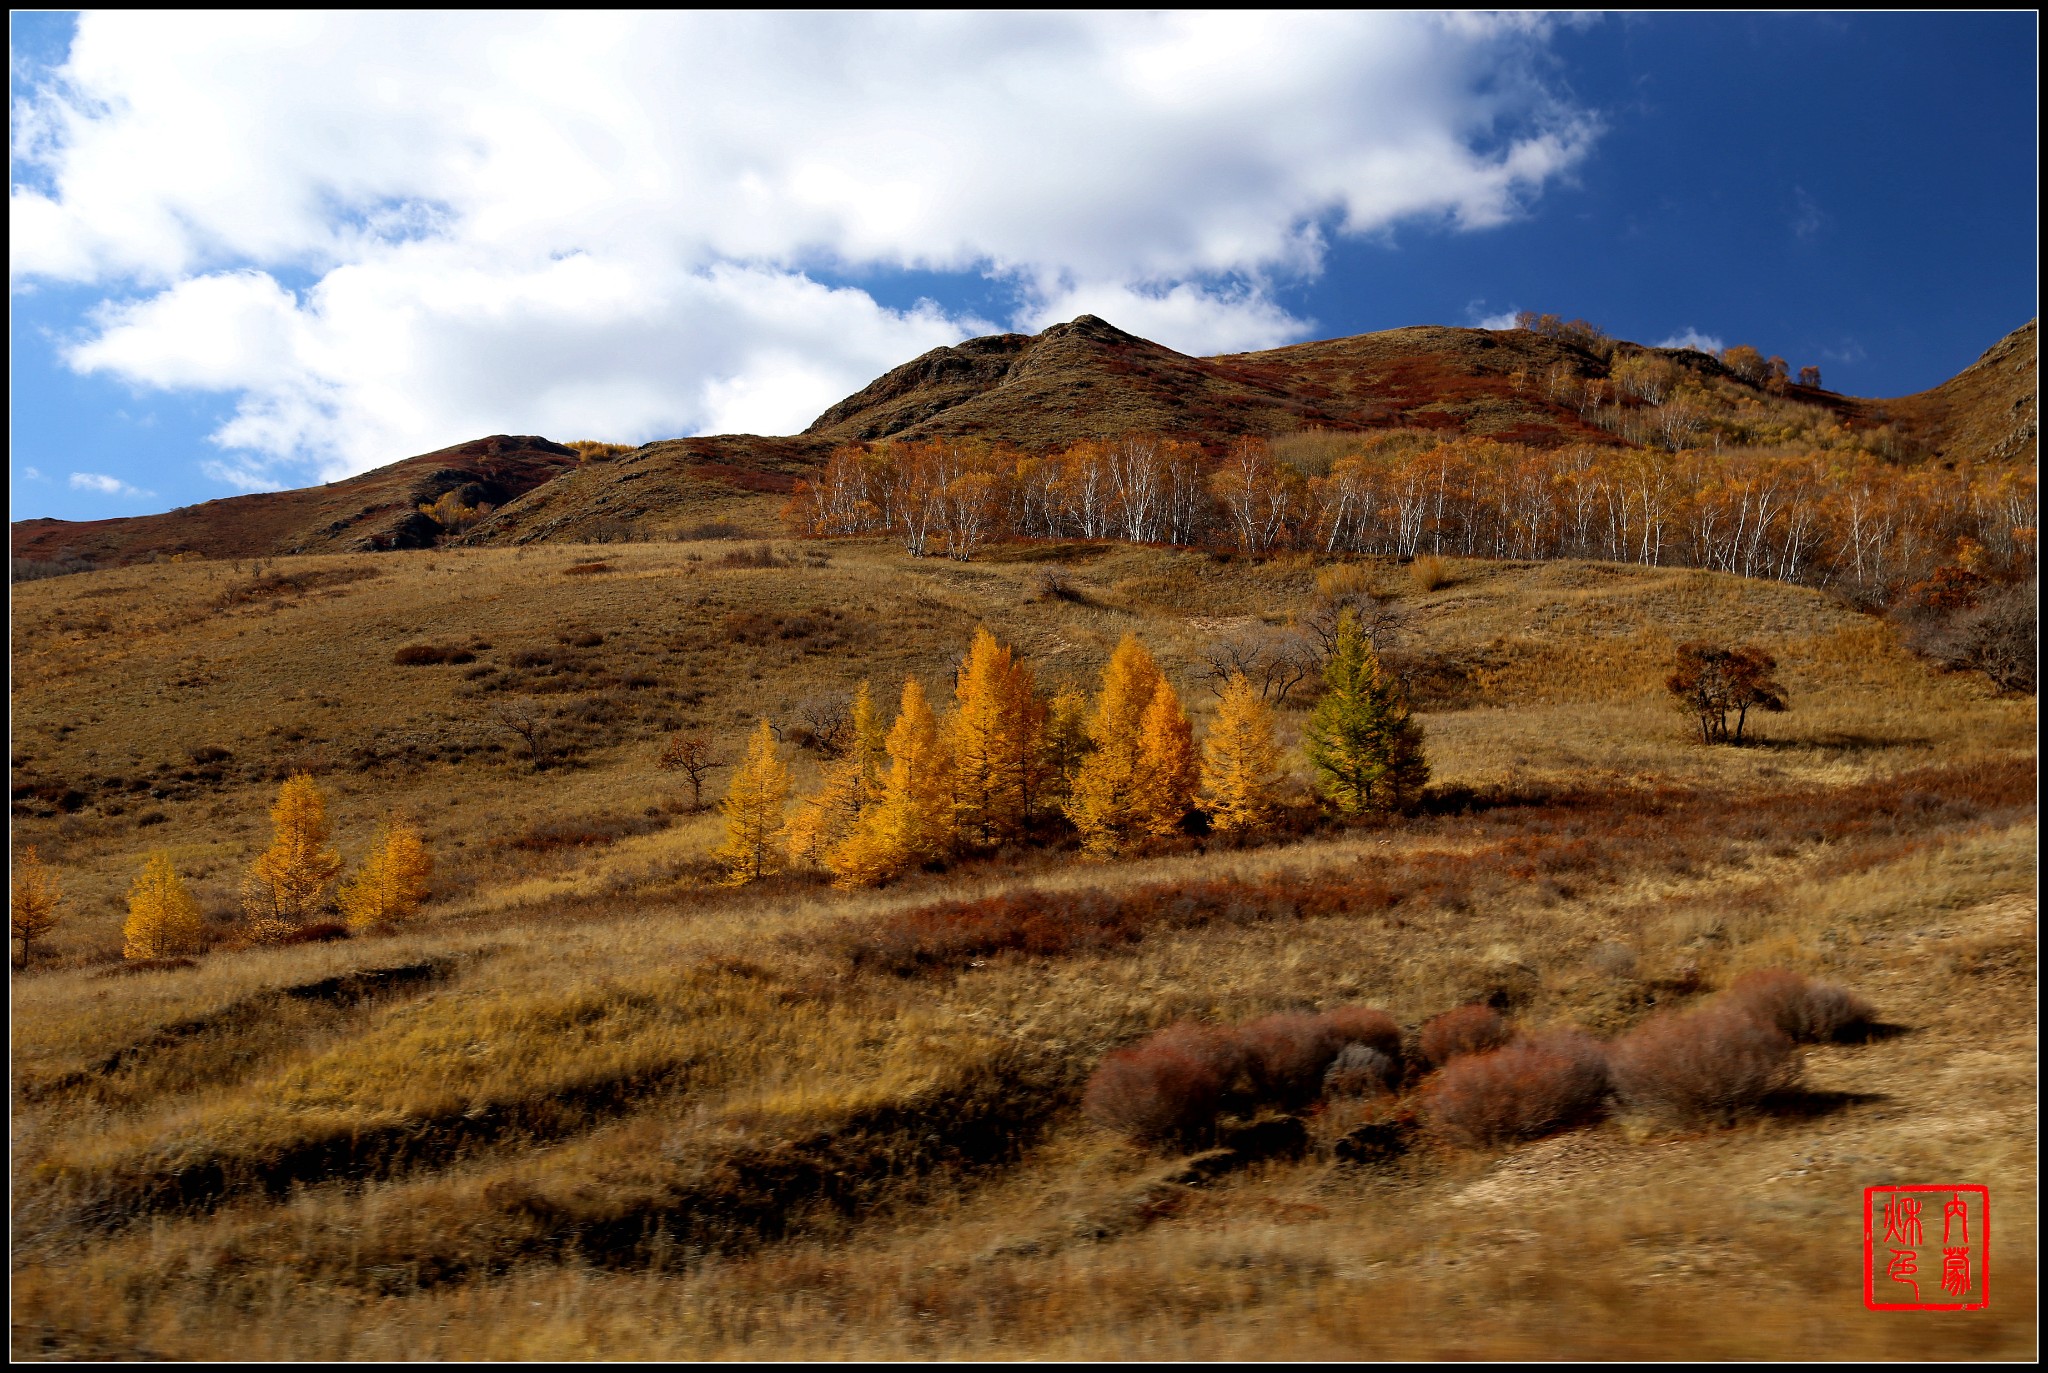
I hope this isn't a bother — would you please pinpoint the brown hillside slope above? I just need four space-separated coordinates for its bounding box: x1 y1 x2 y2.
1852 319 2038 467
11 435 579 568
456 435 830 545
805 314 1620 450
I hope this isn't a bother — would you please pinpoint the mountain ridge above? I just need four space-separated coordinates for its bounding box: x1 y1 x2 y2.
14 316 2036 566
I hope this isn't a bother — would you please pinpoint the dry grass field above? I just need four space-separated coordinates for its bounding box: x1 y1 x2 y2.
10 536 2037 1360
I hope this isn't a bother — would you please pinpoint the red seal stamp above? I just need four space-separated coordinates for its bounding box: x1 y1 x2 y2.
1865 1185 1989 1311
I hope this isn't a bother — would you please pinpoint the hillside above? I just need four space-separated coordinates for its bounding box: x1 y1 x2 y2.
1854 319 2039 467
13 317 2037 567
11 434 579 569
9 540 2036 1359
804 314 1620 449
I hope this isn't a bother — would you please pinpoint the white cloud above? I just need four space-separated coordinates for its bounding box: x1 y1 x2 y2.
1656 328 1725 356
15 13 1596 486
68 471 153 498
22 466 45 481
1468 304 1523 330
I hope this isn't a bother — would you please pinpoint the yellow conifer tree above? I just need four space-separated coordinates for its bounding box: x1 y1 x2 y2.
1201 671 1285 834
788 680 893 868
949 627 1047 845
12 845 63 969
1064 634 1166 857
713 720 792 885
243 771 343 940
1040 681 1092 810
338 819 434 930
1134 677 1200 837
829 678 952 886
125 850 206 960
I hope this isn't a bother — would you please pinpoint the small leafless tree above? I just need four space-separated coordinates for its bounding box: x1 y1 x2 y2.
490 698 556 772
1201 627 1319 704
789 693 854 758
1299 592 1406 660
657 733 727 810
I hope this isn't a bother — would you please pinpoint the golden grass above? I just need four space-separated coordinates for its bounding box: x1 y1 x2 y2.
11 542 2036 1359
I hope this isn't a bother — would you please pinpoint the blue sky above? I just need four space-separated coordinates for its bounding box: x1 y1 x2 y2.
10 12 2038 523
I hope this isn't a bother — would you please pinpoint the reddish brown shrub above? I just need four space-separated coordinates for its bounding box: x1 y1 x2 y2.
1426 1029 1609 1146
1239 1012 1343 1104
1082 1021 1248 1145
1419 1003 1512 1067
1609 1006 1800 1125
1724 969 1874 1042
392 643 476 666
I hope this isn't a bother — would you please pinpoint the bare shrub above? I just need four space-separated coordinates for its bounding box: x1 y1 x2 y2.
1031 567 1088 603
1724 969 1874 1043
717 543 788 569
1082 1021 1247 1145
392 644 477 666
1427 1029 1609 1146
1238 1011 1342 1104
1419 1003 1513 1067
1609 1006 1800 1125
1323 1044 1398 1097
561 561 612 577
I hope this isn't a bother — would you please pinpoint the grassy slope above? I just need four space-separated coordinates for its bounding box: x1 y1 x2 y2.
10 540 2037 1359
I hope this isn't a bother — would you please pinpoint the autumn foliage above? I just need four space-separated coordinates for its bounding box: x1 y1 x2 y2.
1609 1006 1801 1125
125 850 206 959
1082 1005 1406 1144
243 772 344 941
789 430 2037 608
338 820 434 930
1723 969 1874 1043
714 720 793 886
1426 1029 1611 1146
12 845 64 969
1418 1003 1514 1067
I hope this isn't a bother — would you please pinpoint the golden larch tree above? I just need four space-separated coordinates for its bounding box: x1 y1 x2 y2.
243 771 343 939
949 627 1045 844
713 721 793 886
1201 671 1286 834
829 678 953 886
12 845 63 969
1064 634 1166 857
1040 682 1092 809
338 819 434 930
1134 677 1200 837
786 680 890 868
124 851 206 960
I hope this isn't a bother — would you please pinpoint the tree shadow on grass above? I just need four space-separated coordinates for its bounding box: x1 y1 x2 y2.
1759 1088 1891 1121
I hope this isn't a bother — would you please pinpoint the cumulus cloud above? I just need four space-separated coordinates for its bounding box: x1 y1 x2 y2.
69 471 153 498
1657 328 1725 356
14 13 1596 486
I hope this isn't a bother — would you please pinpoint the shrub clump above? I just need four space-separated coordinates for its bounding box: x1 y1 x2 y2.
1081 1021 1247 1145
1419 1003 1513 1067
1609 1005 1800 1126
1084 1004 1402 1143
1723 968 1875 1043
392 643 477 666
1427 1029 1609 1146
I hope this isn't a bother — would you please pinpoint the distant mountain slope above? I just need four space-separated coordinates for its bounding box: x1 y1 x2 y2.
804 314 1620 450
458 435 830 545
11 434 579 567
1854 319 2037 467
14 317 2034 567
